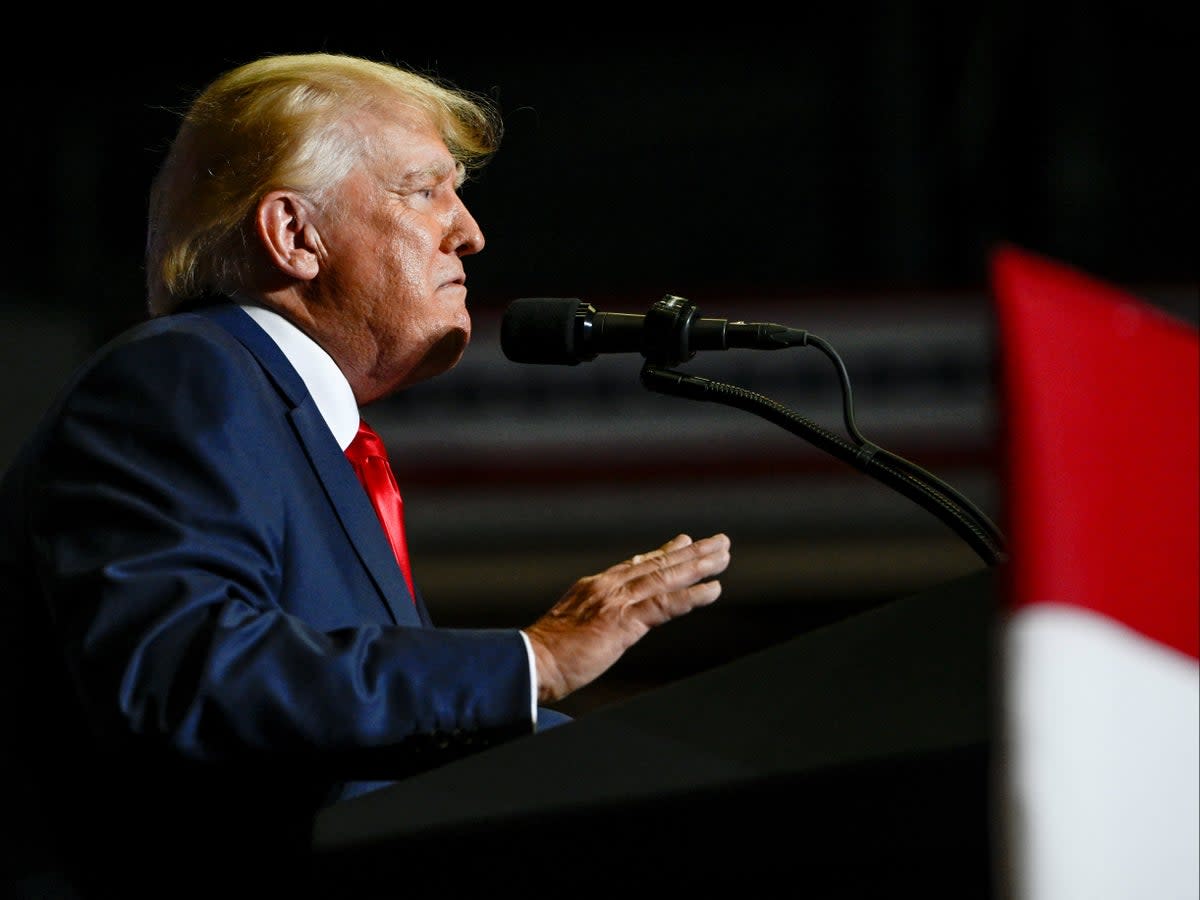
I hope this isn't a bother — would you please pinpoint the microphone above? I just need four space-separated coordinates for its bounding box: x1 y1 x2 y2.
500 294 808 366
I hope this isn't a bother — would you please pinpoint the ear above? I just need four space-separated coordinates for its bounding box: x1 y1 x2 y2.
255 190 322 281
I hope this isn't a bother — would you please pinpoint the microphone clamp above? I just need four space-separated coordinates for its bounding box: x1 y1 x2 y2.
642 294 703 366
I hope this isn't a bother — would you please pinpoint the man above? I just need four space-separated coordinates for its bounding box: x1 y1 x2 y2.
0 53 730 897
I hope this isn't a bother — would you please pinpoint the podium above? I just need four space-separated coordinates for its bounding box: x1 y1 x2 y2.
311 569 1000 896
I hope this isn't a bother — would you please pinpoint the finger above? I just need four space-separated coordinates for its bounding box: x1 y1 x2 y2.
627 533 692 566
623 537 731 601
622 533 729 581
661 533 694 552
635 578 724 628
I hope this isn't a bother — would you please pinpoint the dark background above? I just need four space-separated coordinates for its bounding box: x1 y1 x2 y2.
4 8 1194 339
1 9 1195 714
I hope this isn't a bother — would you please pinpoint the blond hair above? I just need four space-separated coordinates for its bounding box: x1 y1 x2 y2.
145 53 501 315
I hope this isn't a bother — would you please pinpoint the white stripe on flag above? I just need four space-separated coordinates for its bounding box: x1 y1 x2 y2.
1002 603 1200 900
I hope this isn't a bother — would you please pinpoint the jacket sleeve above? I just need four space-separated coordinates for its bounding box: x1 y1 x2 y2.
25 320 534 777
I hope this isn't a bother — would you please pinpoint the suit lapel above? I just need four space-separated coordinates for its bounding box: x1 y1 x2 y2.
190 302 417 625
287 401 417 624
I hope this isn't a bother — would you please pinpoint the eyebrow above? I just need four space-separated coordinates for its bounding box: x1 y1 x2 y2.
398 160 466 189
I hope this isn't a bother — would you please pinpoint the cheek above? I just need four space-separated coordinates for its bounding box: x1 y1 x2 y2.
380 230 440 292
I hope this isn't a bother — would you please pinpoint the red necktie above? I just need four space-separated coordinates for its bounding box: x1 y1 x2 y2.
344 419 416 601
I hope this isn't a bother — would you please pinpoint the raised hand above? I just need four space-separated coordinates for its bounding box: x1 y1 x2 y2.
524 533 731 703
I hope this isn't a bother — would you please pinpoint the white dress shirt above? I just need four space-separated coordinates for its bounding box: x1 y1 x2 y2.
238 303 539 724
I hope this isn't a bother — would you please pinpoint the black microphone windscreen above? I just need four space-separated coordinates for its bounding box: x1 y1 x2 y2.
500 298 585 364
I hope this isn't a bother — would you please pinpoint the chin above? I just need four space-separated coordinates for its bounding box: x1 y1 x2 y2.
404 327 470 387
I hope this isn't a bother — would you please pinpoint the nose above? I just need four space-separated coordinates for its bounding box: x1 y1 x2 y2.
444 196 485 257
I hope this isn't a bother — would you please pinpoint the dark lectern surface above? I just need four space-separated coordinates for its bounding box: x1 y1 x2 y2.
311 569 1000 897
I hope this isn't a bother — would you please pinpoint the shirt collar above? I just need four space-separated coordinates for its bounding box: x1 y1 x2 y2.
238 303 361 451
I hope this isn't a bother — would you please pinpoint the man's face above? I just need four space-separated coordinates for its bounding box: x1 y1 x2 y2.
309 101 484 403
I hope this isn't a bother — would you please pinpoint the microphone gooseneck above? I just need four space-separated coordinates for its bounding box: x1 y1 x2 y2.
499 291 1007 567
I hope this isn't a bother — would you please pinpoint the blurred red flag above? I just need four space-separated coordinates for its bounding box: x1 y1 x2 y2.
991 244 1198 900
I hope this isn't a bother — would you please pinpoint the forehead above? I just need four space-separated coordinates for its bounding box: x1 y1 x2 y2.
360 100 456 180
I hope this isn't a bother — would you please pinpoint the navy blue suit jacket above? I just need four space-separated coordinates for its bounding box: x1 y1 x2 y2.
0 302 557 895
